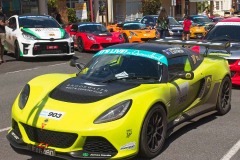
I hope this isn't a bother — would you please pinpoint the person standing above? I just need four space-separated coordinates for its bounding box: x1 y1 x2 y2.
156 8 169 38
202 7 209 17
182 15 192 41
0 7 6 64
55 10 63 24
230 6 235 17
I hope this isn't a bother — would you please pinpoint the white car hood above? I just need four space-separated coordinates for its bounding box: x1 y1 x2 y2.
22 28 65 39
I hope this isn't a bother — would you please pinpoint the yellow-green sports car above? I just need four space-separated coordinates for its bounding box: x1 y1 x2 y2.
7 42 232 159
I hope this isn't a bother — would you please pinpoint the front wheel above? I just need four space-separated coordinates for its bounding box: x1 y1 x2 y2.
77 37 84 52
139 104 167 158
216 76 232 115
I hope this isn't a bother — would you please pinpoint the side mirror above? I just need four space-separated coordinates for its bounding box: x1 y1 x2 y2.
177 71 194 80
70 57 85 71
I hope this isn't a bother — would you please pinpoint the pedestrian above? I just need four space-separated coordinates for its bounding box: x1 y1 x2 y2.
156 8 169 38
182 15 192 41
55 9 63 24
202 7 209 17
230 6 235 17
0 7 6 64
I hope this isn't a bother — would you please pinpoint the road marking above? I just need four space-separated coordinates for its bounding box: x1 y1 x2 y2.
4 62 68 75
0 127 11 133
221 139 240 160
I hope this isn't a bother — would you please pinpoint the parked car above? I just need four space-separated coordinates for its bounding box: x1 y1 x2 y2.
107 21 157 43
65 22 124 52
178 19 207 39
7 42 231 160
192 17 240 86
209 16 224 24
140 15 183 38
5 15 75 60
188 15 215 30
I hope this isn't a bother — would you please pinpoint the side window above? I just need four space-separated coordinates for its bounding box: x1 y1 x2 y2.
168 56 192 79
9 18 17 29
141 17 153 25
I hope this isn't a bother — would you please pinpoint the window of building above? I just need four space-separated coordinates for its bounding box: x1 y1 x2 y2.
215 1 219 10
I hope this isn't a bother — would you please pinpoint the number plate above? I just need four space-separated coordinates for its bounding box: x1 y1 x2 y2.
28 144 56 156
46 45 59 50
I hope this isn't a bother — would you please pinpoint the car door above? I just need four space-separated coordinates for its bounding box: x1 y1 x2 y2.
5 17 18 53
167 55 204 118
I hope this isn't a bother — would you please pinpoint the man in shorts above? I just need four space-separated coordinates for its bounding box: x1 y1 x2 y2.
0 7 6 64
182 15 192 41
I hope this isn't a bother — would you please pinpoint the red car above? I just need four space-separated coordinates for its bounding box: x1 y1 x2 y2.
65 22 124 52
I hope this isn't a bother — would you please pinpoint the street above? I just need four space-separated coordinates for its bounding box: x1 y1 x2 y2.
0 51 240 160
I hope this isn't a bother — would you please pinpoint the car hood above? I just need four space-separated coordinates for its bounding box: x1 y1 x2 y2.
50 77 140 103
21 28 66 39
199 42 240 59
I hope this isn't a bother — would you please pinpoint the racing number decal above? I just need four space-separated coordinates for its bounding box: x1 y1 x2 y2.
40 109 65 120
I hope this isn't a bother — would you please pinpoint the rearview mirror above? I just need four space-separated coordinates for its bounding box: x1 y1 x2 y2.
70 57 85 71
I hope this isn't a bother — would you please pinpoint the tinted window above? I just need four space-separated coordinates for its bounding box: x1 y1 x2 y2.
123 23 146 30
18 16 60 28
141 17 155 25
79 24 108 33
205 25 240 41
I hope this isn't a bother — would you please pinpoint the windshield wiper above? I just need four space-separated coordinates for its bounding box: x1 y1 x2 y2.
101 75 159 83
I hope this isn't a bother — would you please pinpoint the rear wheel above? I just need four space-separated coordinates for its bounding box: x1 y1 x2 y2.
139 104 167 158
77 37 84 52
216 76 232 115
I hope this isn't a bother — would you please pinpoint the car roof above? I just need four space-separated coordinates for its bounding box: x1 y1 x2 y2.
106 43 192 59
220 17 240 22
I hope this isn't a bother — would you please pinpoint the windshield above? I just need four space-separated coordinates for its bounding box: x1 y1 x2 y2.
78 54 163 83
192 17 212 23
205 25 240 41
168 17 180 25
79 24 108 33
123 23 146 30
19 16 61 28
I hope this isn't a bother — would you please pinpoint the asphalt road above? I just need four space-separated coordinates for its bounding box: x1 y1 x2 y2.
0 51 240 160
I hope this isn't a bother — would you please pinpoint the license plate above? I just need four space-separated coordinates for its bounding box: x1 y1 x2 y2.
46 46 58 50
28 144 56 156
106 38 112 40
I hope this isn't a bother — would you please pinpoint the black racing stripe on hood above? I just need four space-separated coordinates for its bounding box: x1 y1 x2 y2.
50 77 139 103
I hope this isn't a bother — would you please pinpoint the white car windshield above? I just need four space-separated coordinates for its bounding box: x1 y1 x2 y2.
19 16 61 28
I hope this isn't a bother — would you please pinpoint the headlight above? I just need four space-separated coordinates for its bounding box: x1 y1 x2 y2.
238 60 240 65
94 100 132 124
129 31 137 36
18 84 30 109
63 31 70 39
87 34 95 41
22 32 37 40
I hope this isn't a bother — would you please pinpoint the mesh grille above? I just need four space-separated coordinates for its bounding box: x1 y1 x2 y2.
22 123 78 148
12 119 22 138
83 137 118 154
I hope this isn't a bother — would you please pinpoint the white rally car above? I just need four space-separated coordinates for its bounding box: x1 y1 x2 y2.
5 15 74 60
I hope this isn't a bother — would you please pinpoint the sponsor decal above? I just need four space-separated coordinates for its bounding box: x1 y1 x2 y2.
126 129 132 138
65 84 108 94
82 152 112 157
39 110 64 120
95 49 168 66
191 55 201 64
162 47 185 55
120 142 136 150
115 71 129 79
38 142 49 149
11 131 20 140
83 83 106 87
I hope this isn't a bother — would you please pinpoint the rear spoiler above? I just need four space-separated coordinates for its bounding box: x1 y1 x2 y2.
148 39 231 56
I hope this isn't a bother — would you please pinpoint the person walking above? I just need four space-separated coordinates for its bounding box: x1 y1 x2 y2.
182 15 192 41
0 7 6 64
156 8 169 38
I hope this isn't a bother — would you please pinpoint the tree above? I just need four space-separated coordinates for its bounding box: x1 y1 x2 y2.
141 0 162 15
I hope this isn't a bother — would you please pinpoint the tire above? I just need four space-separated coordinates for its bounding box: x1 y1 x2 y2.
139 104 167 158
123 34 129 43
216 76 232 115
15 42 22 60
77 37 84 52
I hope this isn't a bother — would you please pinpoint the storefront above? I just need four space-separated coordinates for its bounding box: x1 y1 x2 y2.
1 0 40 16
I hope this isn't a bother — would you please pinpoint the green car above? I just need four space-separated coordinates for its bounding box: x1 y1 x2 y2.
7 42 231 159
